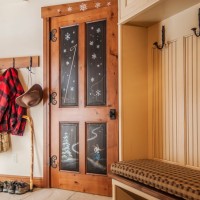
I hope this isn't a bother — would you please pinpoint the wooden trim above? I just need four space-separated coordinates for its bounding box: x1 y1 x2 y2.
41 0 113 18
0 174 43 188
0 56 39 69
110 174 179 200
42 17 51 188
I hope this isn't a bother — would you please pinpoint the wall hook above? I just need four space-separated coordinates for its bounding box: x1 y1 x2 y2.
191 8 200 37
27 57 34 74
153 26 165 50
13 58 15 68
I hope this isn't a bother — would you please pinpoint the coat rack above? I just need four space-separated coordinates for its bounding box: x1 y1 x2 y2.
153 26 165 50
191 8 200 37
0 56 39 70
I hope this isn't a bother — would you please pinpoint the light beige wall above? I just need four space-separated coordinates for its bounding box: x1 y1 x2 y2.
0 0 82 177
121 25 148 161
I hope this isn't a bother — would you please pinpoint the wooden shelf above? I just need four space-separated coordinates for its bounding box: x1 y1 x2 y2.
121 0 200 26
0 56 39 69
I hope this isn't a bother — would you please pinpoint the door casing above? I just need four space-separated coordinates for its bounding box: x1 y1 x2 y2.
41 0 118 190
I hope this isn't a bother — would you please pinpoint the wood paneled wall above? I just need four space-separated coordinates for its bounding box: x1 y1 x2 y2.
151 35 200 168
185 35 200 167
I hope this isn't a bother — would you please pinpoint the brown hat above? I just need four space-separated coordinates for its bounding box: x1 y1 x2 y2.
16 84 43 108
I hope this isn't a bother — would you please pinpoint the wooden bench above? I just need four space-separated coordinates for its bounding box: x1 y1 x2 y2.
110 173 183 200
110 159 200 200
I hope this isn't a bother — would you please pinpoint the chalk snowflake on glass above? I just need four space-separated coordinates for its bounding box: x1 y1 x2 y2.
92 53 97 60
96 28 101 33
80 3 87 11
67 6 72 12
63 49 67 53
95 2 101 8
90 41 94 46
91 77 95 82
96 90 101 96
96 45 100 49
65 33 70 41
70 87 74 91
107 2 111 6
66 61 70 65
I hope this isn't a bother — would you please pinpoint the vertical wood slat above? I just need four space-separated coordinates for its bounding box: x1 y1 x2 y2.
185 35 200 167
152 40 179 163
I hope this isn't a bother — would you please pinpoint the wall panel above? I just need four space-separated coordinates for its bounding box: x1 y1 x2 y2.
185 35 200 167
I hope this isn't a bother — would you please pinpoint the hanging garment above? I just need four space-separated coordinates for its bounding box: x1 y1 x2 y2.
0 133 10 152
0 68 27 136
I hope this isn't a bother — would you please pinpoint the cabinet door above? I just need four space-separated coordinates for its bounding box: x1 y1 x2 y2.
119 0 160 23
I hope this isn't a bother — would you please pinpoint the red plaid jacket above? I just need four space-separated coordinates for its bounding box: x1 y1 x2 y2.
0 68 26 136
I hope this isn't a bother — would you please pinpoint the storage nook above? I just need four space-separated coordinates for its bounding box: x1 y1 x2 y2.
114 0 200 199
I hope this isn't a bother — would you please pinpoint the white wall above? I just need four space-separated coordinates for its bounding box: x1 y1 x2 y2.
0 0 82 178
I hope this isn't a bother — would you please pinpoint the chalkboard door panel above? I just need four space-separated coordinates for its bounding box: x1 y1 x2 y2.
60 123 79 172
86 123 107 174
50 1 118 196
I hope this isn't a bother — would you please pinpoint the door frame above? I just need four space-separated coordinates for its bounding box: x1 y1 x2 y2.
41 0 117 188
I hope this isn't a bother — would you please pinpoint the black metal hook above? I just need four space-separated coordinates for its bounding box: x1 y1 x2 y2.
27 57 34 74
153 26 165 50
191 8 200 37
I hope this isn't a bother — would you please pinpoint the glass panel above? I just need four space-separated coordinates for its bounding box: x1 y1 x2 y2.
60 25 79 106
86 123 107 174
86 20 106 106
60 123 79 172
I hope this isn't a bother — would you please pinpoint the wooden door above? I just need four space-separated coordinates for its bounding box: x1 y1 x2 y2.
49 2 118 196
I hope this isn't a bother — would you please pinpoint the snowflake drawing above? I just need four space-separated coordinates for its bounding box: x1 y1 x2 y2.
70 87 74 91
91 77 95 82
66 61 70 65
63 49 67 53
80 3 87 11
95 2 101 8
65 33 70 41
96 45 100 49
90 41 94 46
92 53 97 60
96 90 101 96
67 6 72 12
96 28 101 33
107 2 111 6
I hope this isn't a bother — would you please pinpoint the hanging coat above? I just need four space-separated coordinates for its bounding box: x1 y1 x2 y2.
0 68 26 136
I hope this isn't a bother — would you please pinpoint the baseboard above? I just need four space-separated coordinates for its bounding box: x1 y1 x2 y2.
0 174 43 188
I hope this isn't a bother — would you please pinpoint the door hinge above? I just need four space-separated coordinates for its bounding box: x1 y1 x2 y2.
49 29 57 42
49 92 57 105
49 155 57 168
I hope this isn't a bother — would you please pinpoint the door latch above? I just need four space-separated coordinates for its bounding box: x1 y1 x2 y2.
49 92 57 105
50 155 57 168
109 109 117 120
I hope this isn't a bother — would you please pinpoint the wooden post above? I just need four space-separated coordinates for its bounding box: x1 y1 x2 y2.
22 115 34 191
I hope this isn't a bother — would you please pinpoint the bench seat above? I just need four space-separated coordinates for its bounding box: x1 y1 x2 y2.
111 159 200 200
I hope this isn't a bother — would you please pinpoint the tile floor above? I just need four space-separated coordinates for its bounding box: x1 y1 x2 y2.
0 188 112 200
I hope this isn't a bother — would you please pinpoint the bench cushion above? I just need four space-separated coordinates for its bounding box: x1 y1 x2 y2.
111 159 200 200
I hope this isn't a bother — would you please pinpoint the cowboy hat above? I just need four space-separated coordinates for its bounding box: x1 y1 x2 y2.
16 84 43 108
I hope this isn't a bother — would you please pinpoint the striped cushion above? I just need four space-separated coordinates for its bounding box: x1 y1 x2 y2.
111 159 200 200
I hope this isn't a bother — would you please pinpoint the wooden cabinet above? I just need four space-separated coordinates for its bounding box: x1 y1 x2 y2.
119 0 160 24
